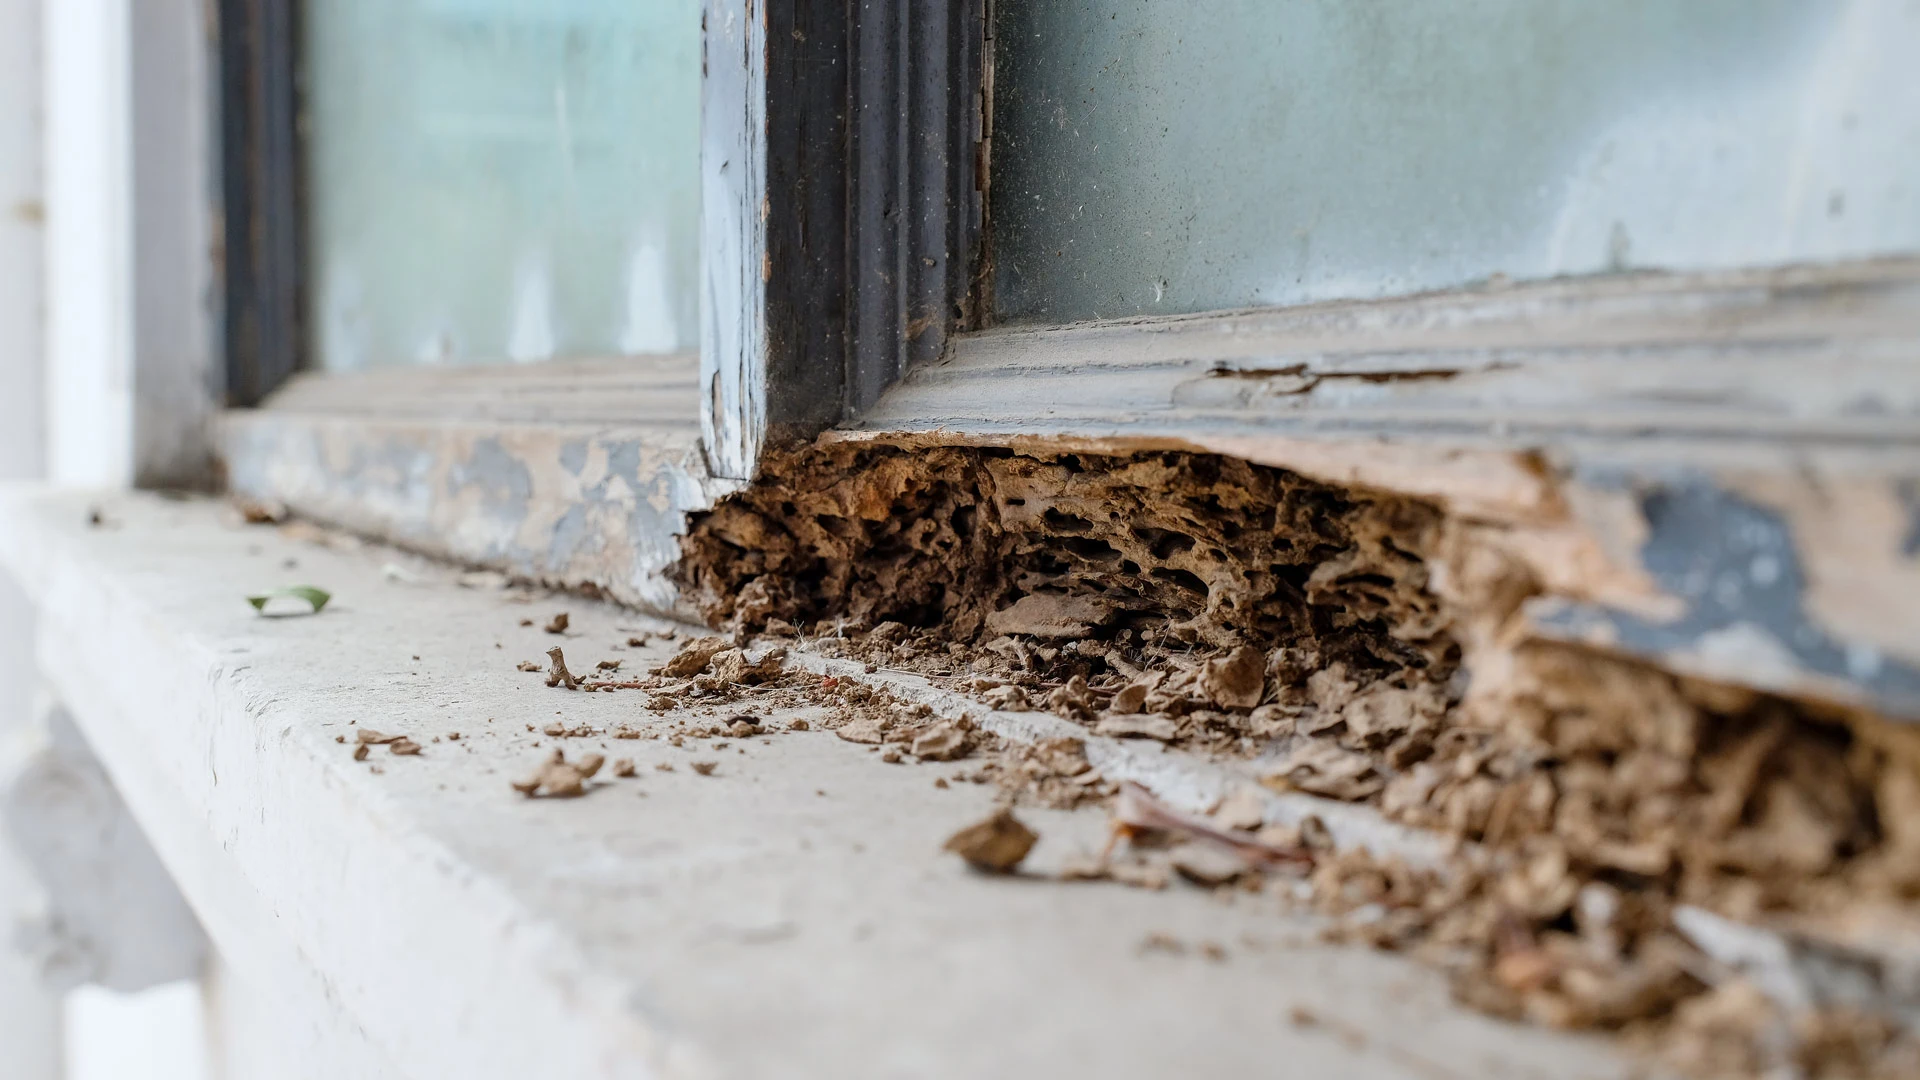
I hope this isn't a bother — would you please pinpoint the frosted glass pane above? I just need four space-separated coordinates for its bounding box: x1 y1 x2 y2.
990 0 1920 323
304 0 699 370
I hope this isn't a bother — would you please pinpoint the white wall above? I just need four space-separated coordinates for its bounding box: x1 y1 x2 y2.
12 1 218 1076
0 0 60 1074
42 0 134 488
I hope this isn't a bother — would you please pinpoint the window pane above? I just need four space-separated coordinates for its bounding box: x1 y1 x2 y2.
304 0 699 370
989 0 1920 324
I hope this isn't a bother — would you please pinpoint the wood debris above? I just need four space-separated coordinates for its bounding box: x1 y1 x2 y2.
667 442 1920 1076
232 496 289 524
1200 646 1265 710
511 750 605 797
611 758 636 777
1260 741 1386 801
690 761 717 776
1107 782 1313 871
911 723 971 761
660 636 729 677
943 808 1038 874
543 612 570 634
545 647 580 689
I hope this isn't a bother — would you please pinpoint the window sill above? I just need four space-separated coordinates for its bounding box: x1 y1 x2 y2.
0 488 1638 1078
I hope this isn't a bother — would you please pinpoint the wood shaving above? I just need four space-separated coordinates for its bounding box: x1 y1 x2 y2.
543 612 570 634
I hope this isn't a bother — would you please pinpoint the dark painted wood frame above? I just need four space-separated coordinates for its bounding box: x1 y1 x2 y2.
701 0 987 480
217 0 304 407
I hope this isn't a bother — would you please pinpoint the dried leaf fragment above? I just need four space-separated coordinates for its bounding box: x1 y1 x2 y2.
246 585 331 616
943 808 1038 873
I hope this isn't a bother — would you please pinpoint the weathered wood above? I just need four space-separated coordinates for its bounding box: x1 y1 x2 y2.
701 0 986 481
217 0 302 409
839 260 1920 720
848 0 987 411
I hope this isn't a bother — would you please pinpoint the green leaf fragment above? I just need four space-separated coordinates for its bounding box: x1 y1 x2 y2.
246 586 332 615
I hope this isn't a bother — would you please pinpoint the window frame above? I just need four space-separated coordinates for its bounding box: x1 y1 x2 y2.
210 0 1920 722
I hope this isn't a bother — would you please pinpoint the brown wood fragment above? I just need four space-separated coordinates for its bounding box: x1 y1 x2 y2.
543 612 570 634
943 808 1038 873
513 749 603 797
545 647 580 690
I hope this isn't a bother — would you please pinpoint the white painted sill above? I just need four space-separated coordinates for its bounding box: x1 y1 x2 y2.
0 488 1635 1080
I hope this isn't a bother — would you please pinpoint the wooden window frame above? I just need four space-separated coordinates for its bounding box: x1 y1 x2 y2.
214 1 1920 723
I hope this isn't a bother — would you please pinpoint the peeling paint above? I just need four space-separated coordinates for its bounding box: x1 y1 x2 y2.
221 413 716 620
1533 476 1920 718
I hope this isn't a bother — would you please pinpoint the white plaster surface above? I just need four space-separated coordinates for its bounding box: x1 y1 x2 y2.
0 488 1641 1080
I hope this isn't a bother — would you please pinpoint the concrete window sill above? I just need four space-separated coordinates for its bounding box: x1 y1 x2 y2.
0 488 1635 1079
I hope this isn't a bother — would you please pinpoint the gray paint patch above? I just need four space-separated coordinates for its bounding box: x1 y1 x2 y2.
447 438 534 521
546 503 602 571
1897 478 1920 559
1537 475 1920 719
